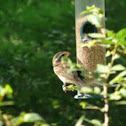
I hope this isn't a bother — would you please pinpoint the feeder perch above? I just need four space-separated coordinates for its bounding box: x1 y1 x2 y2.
74 0 106 99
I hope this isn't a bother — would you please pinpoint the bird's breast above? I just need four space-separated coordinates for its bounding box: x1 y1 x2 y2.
57 75 66 83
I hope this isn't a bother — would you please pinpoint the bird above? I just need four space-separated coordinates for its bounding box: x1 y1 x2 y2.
52 51 91 92
81 34 93 43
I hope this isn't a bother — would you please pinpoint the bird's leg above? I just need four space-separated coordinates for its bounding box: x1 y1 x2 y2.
62 83 75 92
62 83 67 92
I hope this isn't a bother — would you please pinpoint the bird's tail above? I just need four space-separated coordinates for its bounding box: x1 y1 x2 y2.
76 79 91 89
77 79 103 89
89 80 103 87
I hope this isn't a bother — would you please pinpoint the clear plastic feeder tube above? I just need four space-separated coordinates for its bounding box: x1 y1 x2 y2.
75 0 106 84
75 0 105 19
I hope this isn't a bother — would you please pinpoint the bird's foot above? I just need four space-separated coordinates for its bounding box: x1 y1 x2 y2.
71 88 75 92
62 84 67 92
62 84 75 92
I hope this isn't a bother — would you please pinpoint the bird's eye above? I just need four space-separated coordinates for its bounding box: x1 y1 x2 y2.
55 53 66 61
61 54 65 57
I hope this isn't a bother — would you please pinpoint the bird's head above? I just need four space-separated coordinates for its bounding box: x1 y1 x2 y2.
81 34 93 43
53 51 70 65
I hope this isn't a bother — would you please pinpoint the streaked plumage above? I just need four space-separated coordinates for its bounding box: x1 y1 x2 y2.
52 51 90 92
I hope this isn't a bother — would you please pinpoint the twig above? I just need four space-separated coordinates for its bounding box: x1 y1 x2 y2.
3 114 12 126
104 40 118 126
103 85 109 126
106 41 118 79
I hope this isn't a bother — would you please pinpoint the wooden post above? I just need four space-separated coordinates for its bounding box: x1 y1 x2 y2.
75 0 106 85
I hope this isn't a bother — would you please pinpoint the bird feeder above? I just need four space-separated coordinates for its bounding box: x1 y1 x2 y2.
74 0 106 99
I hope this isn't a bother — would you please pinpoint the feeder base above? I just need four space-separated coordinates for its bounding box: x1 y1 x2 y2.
74 92 103 99
74 84 120 99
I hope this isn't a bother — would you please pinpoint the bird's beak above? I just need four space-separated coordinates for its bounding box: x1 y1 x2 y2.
81 34 92 44
65 52 70 57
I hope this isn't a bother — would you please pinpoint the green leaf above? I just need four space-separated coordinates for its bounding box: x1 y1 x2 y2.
90 119 103 126
0 101 14 106
116 28 126 45
113 54 120 60
88 33 105 38
117 28 126 38
105 51 112 57
81 87 93 93
119 88 126 97
86 5 103 15
109 70 126 84
5 84 13 94
67 68 80 73
0 86 5 96
12 113 45 126
88 15 102 28
94 87 101 94
85 106 100 110
81 10 91 15
67 85 75 90
109 92 122 100
112 64 125 71
84 118 103 126
87 5 96 10
75 116 84 126
80 102 86 109
116 101 126 105
23 113 44 123
100 39 115 45
0 121 3 126
107 31 116 38
97 64 109 73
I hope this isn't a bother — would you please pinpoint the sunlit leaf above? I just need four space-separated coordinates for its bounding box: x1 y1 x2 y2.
86 5 103 15
67 85 74 89
100 39 115 45
85 106 100 110
0 101 14 106
113 54 120 60
88 33 105 38
109 92 122 100
109 70 126 84
75 116 84 126
105 51 112 57
116 28 126 45
5 84 13 94
119 88 126 97
107 31 116 38
94 87 101 94
81 10 91 15
23 113 44 123
88 15 102 27
112 64 125 71
0 86 5 96
81 87 93 93
97 64 109 73
84 118 103 126
87 5 96 10
116 101 126 105
80 102 86 109
116 28 126 38
90 119 103 126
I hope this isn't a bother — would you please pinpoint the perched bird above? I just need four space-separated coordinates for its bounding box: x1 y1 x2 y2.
52 51 90 92
81 34 93 43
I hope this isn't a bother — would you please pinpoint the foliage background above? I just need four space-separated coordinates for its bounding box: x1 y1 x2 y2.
0 0 126 126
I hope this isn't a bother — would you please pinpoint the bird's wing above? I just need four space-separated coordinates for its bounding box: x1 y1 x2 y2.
60 62 79 81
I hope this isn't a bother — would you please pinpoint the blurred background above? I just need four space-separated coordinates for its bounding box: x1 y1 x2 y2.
0 0 126 126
